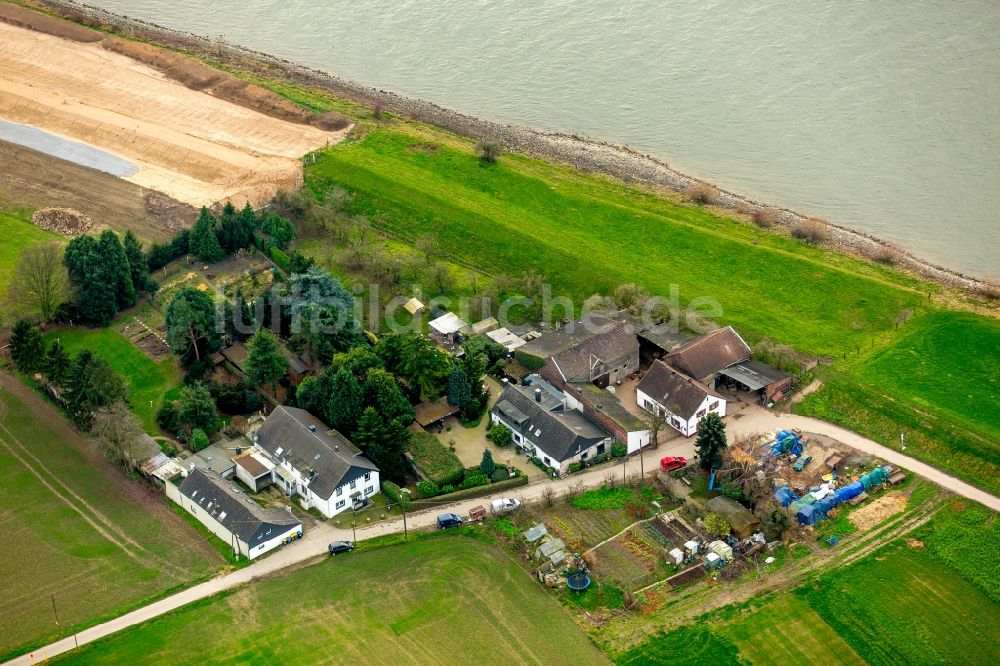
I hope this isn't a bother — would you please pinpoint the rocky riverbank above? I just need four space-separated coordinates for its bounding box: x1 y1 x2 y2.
40 1 991 291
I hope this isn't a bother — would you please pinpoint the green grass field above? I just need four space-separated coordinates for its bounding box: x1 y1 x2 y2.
0 383 222 660
305 127 926 359
42 327 182 433
0 211 58 294
54 536 609 665
616 625 746 665
799 310 1000 494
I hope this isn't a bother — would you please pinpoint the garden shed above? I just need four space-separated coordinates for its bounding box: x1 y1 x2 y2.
707 495 760 539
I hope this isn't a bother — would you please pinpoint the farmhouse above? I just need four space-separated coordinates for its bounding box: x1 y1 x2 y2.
518 315 639 390
168 467 301 560
636 360 726 437
255 407 380 518
664 326 751 385
491 376 614 474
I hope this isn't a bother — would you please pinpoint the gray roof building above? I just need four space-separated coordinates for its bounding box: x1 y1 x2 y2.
637 360 723 420
665 326 751 382
255 406 378 499
492 378 612 464
178 468 299 548
519 315 639 388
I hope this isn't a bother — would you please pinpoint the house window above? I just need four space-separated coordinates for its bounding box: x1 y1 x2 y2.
581 452 588 460
336 487 343 496
336 500 346 509
513 432 522 443
709 401 719 410
671 417 681 428
364 472 371 482
366 486 374 495
543 457 551 466
350 480 357 489
597 443 605 454
696 409 706 418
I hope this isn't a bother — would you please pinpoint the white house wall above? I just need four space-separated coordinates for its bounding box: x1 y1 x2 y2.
490 413 608 474
635 388 726 438
303 470 381 518
245 523 301 560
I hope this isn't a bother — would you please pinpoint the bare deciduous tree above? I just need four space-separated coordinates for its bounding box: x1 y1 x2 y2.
91 401 144 471
6 242 69 322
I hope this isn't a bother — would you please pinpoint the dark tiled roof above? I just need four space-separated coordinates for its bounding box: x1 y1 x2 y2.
665 326 751 380
492 382 611 462
718 359 791 391
637 361 723 419
178 468 298 546
256 407 378 499
549 320 638 382
518 314 621 358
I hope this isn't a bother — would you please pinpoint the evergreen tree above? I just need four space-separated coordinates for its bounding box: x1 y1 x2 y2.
170 228 190 258
217 201 244 254
9 320 45 375
479 449 496 476
324 368 362 434
189 207 225 263
397 334 451 399
45 339 71 385
64 235 119 325
259 211 295 249
64 351 128 429
244 328 288 394
695 412 727 472
238 203 258 246
98 230 137 311
189 428 210 452
353 406 407 483
122 231 153 295
363 368 414 427
295 375 326 415
446 366 471 408
176 381 219 438
165 287 221 364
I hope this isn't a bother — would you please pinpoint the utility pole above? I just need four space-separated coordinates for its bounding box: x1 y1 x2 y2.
351 519 357 542
622 453 627 486
51 594 60 627
402 501 408 539
639 444 645 481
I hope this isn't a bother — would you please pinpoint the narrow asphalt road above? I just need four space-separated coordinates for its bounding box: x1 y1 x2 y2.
8 409 998 665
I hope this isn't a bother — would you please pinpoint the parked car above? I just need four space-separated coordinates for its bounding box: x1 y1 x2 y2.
793 454 814 472
436 513 463 529
327 540 354 555
660 456 687 472
490 498 522 514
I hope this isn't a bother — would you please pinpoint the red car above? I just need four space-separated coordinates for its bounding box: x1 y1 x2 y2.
660 456 687 472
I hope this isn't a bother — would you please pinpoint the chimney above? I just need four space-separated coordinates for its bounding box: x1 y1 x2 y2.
535 388 542 402
308 425 316 432
335 445 340 453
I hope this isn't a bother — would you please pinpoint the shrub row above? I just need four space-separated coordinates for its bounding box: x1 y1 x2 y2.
429 474 529 503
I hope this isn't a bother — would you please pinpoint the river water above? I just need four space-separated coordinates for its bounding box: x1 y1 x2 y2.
90 0 1000 277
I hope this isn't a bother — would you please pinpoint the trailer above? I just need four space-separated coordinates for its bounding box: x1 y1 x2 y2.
824 451 844 469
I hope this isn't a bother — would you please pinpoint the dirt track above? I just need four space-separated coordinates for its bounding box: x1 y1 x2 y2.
0 23 348 208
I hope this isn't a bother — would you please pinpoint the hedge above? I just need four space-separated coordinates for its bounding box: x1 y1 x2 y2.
381 480 410 508
406 432 465 486
270 246 290 272
430 474 529 503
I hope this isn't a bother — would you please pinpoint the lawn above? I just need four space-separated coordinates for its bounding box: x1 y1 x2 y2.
0 382 222 660
616 626 746 666
53 536 609 665
799 537 1000 665
799 310 1000 494
43 326 182 433
305 126 926 359
0 210 58 293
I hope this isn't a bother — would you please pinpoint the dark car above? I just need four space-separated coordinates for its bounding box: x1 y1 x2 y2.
328 540 354 555
660 456 687 472
436 513 463 529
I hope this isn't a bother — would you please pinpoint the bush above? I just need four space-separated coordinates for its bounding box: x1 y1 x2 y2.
568 462 583 473
461 470 489 489
406 432 465 486
490 468 509 482
687 182 719 204
514 351 545 372
431 474 529 503
488 423 513 447
146 243 174 270
703 512 731 536
475 140 502 164
870 245 903 265
417 480 440 499
591 453 610 466
791 218 829 244
611 443 627 458
381 480 411 508
751 209 777 228
156 400 180 435
189 428 209 452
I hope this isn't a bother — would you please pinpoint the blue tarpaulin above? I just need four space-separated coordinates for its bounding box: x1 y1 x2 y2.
834 481 865 503
775 487 799 507
796 505 820 525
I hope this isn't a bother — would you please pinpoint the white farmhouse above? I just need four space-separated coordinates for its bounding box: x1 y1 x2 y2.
636 360 726 437
169 467 301 560
255 407 380 518
490 376 614 474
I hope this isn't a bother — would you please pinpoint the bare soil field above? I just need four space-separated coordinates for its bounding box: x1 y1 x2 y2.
0 22 349 207
0 140 193 242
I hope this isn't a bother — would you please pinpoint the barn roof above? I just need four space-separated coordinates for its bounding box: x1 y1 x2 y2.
665 326 751 379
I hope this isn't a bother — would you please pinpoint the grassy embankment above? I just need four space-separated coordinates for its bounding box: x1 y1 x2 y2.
0 384 222 660
42 326 182 433
617 499 1000 665
51 536 609 665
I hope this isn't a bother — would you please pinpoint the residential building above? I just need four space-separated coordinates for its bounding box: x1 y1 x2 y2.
664 325 751 385
255 407 380 518
168 467 301 560
518 315 640 390
232 446 275 492
568 383 650 454
490 376 614 474
636 360 726 437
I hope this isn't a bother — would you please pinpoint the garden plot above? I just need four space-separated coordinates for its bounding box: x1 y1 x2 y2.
590 515 699 591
